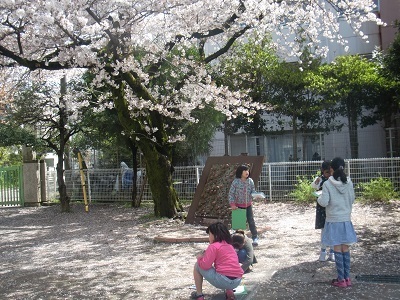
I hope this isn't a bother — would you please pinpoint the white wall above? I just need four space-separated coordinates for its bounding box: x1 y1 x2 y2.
324 122 387 159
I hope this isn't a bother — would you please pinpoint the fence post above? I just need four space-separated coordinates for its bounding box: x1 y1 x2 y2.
19 165 24 206
347 159 351 178
39 160 46 204
196 166 200 184
268 164 272 201
23 161 41 207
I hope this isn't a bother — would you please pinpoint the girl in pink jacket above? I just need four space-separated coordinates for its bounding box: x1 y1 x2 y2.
191 222 243 300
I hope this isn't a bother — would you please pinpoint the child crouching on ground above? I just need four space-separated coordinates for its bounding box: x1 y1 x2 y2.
232 230 257 273
191 222 243 300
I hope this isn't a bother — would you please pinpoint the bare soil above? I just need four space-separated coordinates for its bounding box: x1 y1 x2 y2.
0 201 399 300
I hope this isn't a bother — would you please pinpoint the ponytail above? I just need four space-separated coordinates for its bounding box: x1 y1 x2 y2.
331 157 347 183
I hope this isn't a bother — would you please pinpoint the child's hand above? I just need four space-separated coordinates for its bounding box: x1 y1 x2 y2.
196 250 205 258
230 205 238 210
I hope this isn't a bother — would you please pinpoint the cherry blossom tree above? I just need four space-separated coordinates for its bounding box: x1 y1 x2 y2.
0 0 383 217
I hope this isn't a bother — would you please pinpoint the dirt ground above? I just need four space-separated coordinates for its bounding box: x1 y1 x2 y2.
0 200 399 300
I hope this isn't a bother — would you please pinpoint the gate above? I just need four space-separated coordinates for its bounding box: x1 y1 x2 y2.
0 166 24 207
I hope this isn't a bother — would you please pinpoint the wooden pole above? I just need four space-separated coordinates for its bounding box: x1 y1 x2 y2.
77 152 89 212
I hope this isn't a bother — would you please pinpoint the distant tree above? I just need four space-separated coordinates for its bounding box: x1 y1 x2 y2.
370 23 400 156
0 146 22 166
0 123 38 148
67 73 144 207
265 51 332 161
307 55 384 159
216 38 331 161
213 34 278 155
380 21 400 118
383 22 400 85
172 104 225 165
9 76 85 212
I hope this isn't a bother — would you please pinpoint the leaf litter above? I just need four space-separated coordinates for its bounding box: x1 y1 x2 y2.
0 201 399 299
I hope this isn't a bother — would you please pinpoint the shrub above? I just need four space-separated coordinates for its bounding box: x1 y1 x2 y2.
290 175 317 204
358 176 399 203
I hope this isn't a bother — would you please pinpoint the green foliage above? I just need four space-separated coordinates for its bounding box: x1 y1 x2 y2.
358 176 399 203
307 55 382 120
380 22 400 117
0 147 22 167
307 54 390 158
290 175 316 204
383 22 400 82
0 123 40 148
172 104 225 165
215 35 328 160
213 33 279 135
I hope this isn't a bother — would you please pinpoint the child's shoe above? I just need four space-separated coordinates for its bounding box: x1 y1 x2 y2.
252 237 259 246
318 251 327 261
345 278 352 287
331 278 347 288
190 291 205 299
225 289 235 300
328 252 335 261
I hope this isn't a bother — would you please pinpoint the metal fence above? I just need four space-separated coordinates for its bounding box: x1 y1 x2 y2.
0 166 24 207
47 157 400 203
259 158 400 201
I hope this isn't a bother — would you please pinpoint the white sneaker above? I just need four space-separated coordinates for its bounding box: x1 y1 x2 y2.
328 252 335 261
319 251 327 261
252 237 259 246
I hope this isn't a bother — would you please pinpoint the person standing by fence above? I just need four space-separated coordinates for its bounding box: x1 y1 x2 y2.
317 157 357 288
228 165 260 246
311 160 335 262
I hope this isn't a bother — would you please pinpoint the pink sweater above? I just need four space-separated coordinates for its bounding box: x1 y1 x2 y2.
197 241 244 278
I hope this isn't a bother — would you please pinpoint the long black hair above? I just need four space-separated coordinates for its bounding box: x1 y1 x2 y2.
206 222 232 244
331 157 347 183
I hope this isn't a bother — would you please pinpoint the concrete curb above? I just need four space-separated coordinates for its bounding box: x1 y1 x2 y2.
153 226 271 243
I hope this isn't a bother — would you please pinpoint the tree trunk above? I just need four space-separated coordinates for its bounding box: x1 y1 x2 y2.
139 142 182 218
57 150 70 213
129 141 140 208
223 119 230 156
347 105 359 159
292 115 298 161
58 76 70 212
348 116 359 159
113 83 181 218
